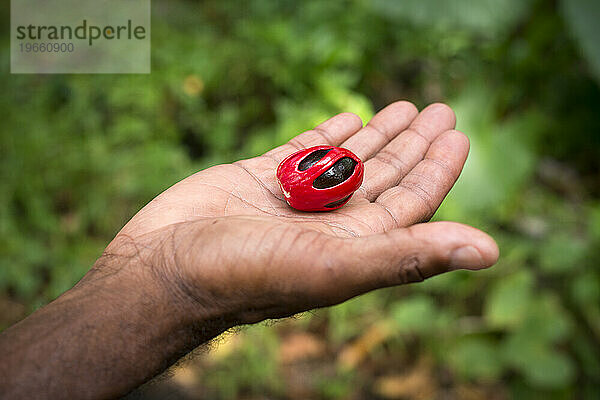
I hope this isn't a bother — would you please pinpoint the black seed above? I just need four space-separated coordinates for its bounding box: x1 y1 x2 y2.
298 149 332 171
313 157 357 189
324 195 352 208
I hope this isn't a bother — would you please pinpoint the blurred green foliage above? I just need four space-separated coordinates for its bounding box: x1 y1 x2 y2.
1 0 600 398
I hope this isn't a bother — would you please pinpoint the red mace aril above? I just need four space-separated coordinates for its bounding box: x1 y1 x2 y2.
276 145 364 211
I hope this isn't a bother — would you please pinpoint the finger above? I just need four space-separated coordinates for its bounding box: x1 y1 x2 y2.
264 112 363 163
357 103 457 201
312 222 499 303
339 101 418 161
375 130 469 227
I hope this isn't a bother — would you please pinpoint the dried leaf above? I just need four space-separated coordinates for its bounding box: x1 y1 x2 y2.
373 357 436 400
279 332 326 364
337 322 392 369
183 74 204 96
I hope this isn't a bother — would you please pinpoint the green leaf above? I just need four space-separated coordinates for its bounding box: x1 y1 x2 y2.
589 203 600 241
436 85 538 223
570 271 600 306
539 233 587 273
561 0 600 84
502 331 575 388
370 0 533 36
391 295 437 334
448 337 504 381
484 270 534 328
521 294 572 344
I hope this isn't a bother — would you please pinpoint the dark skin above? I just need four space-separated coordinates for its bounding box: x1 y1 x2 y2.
0 102 499 399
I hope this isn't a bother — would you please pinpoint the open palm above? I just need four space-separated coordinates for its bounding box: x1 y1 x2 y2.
124 102 474 238
105 102 498 321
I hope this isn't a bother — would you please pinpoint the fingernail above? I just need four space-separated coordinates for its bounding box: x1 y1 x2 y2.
449 246 485 270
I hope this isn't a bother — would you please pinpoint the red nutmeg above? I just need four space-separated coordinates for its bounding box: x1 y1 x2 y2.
276 145 364 211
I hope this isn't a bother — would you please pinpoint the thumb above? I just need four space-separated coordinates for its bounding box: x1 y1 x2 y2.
330 221 499 297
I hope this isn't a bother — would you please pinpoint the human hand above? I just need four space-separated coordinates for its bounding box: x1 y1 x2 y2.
91 101 499 327
0 102 500 399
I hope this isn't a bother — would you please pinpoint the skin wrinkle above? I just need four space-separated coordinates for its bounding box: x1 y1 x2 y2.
403 171 442 186
229 212 350 237
257 153 281 166
326 208 375 235
357 184 377 201
375 228 425 285
195 183 283 216
213 165 284 207
367 207 389 233
407 164 454 188
232 230 252 276
356 185 371 199
185 127 456 239
84 255 124 283
321 220 359 237
222 190 235 215
238 225 279 292
168 223 232 321
376 202 401 231
366 230 399 287
303 230 325 256
85 233 157 282
282 226 307 256
358 132 428 201
286 137 305 150
356 121 448 206
313 125 337 144
255 224 276 264
281 229 326 298
207 169 247 209
70 277 201 398
423 155 458 177
398 255 425 283
376 158 408 186
403 127 432 148
376 148 411 176
355 124 392 160
191 187 361 239
261 225 282 272
232 163 282 214
256 224 284 277
365 123 393 142
299 240 341 303
395 181 436 218
169 223 205 309
382 127 430 168
403 126 432 145
169 225 205 312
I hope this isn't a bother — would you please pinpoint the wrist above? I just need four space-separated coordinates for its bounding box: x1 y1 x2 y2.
1 242 231 400
81 230 234 341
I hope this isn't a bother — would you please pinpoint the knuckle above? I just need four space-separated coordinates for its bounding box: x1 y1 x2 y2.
377 149 409 174
397 254 426 284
